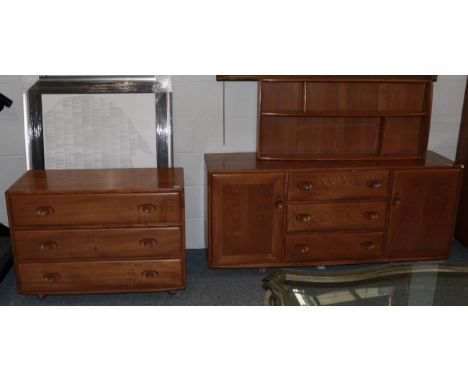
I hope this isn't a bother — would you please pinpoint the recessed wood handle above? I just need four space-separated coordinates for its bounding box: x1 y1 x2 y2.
36 206 54 216
138 204 156 214
43 273 61 283
139 238 158 247
297 181 314 191
365 211 379 220
296 213 312 223
393 193 401 207
361 241 376 250
40 241 57 251
141 270 159 279
367 180 382 189
294 244 311 255
275 198 283 210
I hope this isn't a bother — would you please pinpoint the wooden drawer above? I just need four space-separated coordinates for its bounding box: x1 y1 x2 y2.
17 259 183 294
285 232 384 262
9 193 181 227
13 227 182 262
287 201 387 232
288 170 389 201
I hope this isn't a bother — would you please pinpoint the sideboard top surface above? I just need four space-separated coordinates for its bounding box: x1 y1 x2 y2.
205 151 459 172
7 168 184 194
216 75 437 82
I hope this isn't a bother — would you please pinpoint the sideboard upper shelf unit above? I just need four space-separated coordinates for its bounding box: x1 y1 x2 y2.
217 75 437 161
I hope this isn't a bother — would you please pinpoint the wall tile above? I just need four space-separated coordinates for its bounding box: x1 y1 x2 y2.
184 186 206 219
429 115 463 160
172 80 223 118
0 191 7 226
225 81 258 117
432 80 466 116
0 114 26 156
0 156 27 189
225 116 257 151
174 153 206 186
437 75 467 83
173 117 223 153
185 217 207 249
172 75 216 83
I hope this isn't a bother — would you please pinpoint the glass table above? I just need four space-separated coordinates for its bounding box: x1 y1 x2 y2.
262 263 468 306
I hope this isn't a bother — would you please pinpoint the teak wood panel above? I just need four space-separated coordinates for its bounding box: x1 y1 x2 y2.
287 201 387 232
257 78 433 160
17 259 183 294
13 227 182 262
260 82 302 113
386 169 462 259
382 117 423 155
285 232 384 262
288 170 389 201
9 193 181 227
210 173 285 266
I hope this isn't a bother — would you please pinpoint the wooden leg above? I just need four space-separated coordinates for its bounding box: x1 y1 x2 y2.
37 294 47 300
258 267 268 274
167 290 178 295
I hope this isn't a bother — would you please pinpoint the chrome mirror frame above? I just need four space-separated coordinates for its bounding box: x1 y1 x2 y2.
25 76 173 169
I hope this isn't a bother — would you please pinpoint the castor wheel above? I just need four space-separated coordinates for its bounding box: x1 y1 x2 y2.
258 267 268 274
37 294 47 300
167 290 178 295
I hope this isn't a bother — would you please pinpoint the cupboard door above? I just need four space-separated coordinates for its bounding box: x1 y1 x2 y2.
386 169 461 259
210 173 285 267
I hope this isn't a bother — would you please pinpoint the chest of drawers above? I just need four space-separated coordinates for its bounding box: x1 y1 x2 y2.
206 152 462 268
5 168 185 296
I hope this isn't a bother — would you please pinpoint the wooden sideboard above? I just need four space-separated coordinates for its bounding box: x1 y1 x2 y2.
206 152 462 268
207 75 461 268
5 168 185 296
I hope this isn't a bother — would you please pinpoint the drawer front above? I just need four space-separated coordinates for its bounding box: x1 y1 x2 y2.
287 202 387 232
285 232 384 262
288 170 389 201
9 193 181 227
17 259 183 293
13 227 182 261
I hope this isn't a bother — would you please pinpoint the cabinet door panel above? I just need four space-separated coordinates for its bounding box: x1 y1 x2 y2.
210 173 285 266
386 169 461 259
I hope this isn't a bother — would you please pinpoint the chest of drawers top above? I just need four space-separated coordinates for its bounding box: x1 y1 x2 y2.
7 168 184 195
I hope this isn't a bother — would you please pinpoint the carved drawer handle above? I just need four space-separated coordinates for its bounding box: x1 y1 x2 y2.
139 238 158 247
138 204 156 214
361 241 376 250
393 193 401 207
43 273 61 283
297 181 314 191
40 241 57 251
365 211 379 220
296 213 312 223
141 270 160 279
36 206 55 216
294 244 311 255
367 180 382 189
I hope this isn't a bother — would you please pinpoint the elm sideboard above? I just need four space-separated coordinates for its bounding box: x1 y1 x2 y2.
207 76 462 268
206 152 461 268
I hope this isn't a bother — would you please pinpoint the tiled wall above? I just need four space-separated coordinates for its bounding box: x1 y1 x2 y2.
0 76 37 226
0 75 466 248
428 75 467 159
